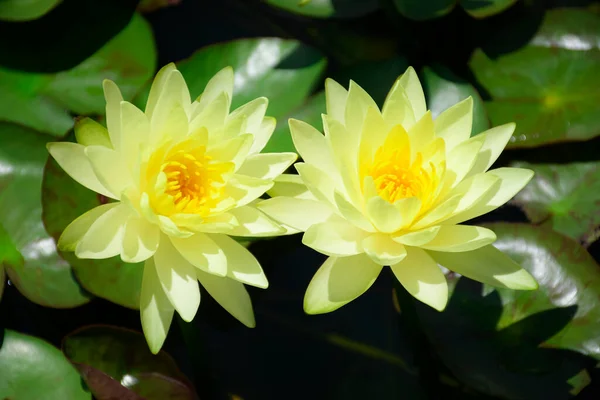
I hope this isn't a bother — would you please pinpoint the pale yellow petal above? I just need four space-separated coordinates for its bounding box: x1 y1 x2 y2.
120 101 149 168
74 117 112 148
466 123 516 178
391 246 448 311
444 168 534 224
236 152 297 180
419 225 496 252
257 197 333 231
434 96 473 151
170 212 237 234
121 216 160 263
153 236 201 322
406 111 435 158
58 203 118 251
304 254 383 314
196 66 234 113
362 233 407 266
208 233 268 288
226 174 273 207
441 172 499 225
75 203 132 259
249 116 276 154
227 97 268 141
150 69 191 123
289 118 336 173
411 194 461 230
445 134 485 187
103 79 123 150
188 92 229 141
207 133 252 171
266 174 315 200
382 79 415 129
85 145 132 200
359 107 390 159
303 217 369 256
196 269 255 327
398 66 426 121
145 63 177 119
295 162 336 205
428 244 538 290
333 190 374 232
170 233 227 276
140 257 175 354
366 196 403 233
227 205 284 237
324 116 362 206
393 226 441 246
47 142 115 199
325 78 348 123
345 80 379 146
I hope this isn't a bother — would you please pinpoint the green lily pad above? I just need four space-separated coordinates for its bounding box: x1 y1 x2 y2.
460 0 518 18
469 9 600 148
410 223 599 398
0 123 90 308
0 222 21 303
265 0 379 18
62 325 195 400
421 65 490 136
134 37 326 153
42 157 143 309
0 13 156 137
0 329 91 400
510 161 600 243
0 0 62 21
485 223 600 359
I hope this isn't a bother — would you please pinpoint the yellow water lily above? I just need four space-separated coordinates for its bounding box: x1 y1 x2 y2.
258 67 537 314
47 63 296 353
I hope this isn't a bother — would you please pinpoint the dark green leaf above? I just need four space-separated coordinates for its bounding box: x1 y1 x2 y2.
510 161 600 243
469 9 600 148
410 223 598 398
265 0 379 18
0 13 156 137
0 329 91 400
42 157 143 309
134 37 326 153
0 0 139 72
392 0 456 21
0 123 90 308
333 56 409 106
62 325 195 400
0 0 62 21
421 65 490 136
0 224 20 302
460 0 518 19
484 223 600 360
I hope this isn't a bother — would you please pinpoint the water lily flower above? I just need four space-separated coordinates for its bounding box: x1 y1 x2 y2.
47 63 296 353
258 67 537 314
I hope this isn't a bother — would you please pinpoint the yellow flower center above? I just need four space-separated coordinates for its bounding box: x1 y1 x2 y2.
145 137 234 217
361 125 441 207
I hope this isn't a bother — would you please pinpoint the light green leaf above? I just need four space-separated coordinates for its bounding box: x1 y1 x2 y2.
0 13 156 137
0 0 62 21
0 123 90 308
470 9 600 148
0 329 91 400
